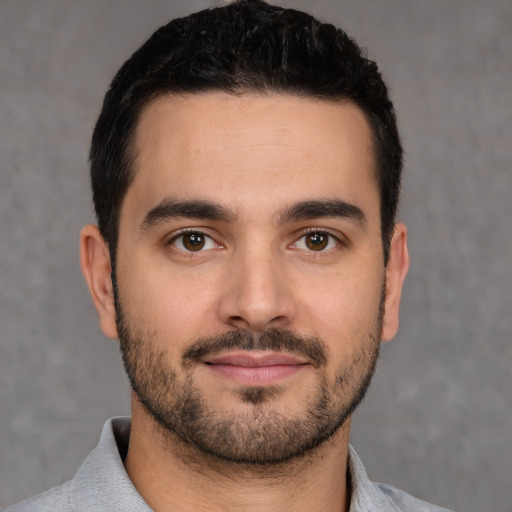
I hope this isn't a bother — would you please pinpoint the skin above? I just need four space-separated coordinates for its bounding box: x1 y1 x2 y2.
80 93 409 512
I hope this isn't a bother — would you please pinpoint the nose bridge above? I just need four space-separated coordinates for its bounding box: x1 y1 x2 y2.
218 238 295 331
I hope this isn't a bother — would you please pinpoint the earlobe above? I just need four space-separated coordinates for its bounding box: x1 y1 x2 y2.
80 224 119 340
381 223 410 342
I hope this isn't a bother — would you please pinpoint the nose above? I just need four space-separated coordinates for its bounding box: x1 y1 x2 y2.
216 245 296 332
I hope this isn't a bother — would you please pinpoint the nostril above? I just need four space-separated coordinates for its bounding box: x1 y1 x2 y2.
227 315 251 329
269 315 287 325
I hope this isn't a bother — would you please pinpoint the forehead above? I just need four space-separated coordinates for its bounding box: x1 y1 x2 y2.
125 92 378 223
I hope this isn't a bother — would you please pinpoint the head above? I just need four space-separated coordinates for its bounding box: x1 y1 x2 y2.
90 0 403 268
82 0 409 466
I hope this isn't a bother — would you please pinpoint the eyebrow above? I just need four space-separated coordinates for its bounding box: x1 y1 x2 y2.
139 197 366 232
277 199 367 226
139 198 236 231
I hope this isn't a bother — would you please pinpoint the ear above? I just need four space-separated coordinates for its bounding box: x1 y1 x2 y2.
381 223 410 342
80 224 119 340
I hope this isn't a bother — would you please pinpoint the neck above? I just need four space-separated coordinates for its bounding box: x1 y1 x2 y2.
125 399 352 512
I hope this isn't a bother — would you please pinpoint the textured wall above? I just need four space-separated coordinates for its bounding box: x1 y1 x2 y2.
0 1 510 510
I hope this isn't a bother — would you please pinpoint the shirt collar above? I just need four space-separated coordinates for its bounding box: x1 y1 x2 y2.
70 417 392 512
69 417 151 512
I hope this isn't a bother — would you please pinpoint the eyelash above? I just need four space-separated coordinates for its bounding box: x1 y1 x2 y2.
167 227 345 256
167 229 221 254
290 229 344 253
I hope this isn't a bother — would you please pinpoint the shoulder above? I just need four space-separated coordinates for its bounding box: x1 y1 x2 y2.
3 418 150 512
373 482 453 512
348 445 453 512
2 418 132 512
3 482 73 512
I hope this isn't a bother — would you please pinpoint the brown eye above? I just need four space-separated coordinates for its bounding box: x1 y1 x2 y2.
182 232 206 251
305 232 329 251
169 231 220 254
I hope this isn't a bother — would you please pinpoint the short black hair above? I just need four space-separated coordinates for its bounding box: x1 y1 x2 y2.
90 0 402 265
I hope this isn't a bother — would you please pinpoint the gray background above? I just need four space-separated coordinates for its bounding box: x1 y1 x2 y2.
0 1 510 510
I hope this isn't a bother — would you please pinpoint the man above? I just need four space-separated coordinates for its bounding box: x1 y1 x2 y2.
7 1 452 511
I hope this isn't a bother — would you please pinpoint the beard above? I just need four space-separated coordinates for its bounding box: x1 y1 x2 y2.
116 293 383 466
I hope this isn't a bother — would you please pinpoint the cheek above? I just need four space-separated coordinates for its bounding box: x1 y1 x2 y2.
297 266 385 345
118 259 220 342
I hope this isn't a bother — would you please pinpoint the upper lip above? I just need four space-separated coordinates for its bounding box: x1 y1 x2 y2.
204 351 308 367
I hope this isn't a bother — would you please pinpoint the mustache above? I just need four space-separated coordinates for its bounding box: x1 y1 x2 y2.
182 328 328 367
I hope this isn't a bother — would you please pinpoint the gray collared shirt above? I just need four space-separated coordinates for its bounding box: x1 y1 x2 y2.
4 417 453 512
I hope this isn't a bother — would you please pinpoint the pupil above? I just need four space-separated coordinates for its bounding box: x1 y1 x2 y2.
184 233 205 251
307 233 328 251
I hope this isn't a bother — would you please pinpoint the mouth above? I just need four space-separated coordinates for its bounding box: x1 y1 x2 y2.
202 351 310 386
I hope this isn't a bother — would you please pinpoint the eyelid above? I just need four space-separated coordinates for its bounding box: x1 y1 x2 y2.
164 226 347 253
166 228 223 251
289 227 348 251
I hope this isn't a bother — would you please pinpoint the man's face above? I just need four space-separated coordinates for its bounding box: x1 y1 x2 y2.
106 93 401 463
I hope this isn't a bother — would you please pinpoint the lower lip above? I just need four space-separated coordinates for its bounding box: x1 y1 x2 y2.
205 363 307 385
